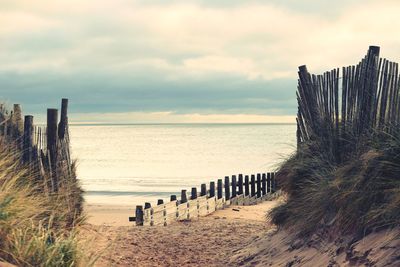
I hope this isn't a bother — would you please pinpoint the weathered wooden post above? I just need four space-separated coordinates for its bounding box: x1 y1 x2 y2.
23 115 34 163
58 98 68 139
250 175 256 197
244 175 250 196
217 179 223 199
191 187 198 200
157 199 164 205
181 190 188 203
262 173 267 196
170 195 177 201
271 172 276 192
6 107 12 136
209 181 215 197
267 172 271 193
224 176 230 200
144 202 152 226
135 205 144 226
231 175 237 198
13 104 23 137
200 183 207 197
47 109 58 192
238 174 243 195
257 173 261 198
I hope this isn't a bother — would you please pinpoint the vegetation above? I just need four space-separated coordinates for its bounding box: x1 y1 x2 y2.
272 46 400 238
272 134 400 237
0 140 91 266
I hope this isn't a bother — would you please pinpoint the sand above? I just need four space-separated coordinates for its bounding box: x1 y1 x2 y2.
83 199 399 267
85 204 135 227
83 200 281 266
231 228 400 267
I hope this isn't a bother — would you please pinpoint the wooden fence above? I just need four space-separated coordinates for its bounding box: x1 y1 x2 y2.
297 45 400 163
131 172 278 226
0 99 73 193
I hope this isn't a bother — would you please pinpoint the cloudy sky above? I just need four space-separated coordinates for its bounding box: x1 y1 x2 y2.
1 0 400 123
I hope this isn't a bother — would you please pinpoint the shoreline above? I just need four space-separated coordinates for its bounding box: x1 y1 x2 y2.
85 204 136 227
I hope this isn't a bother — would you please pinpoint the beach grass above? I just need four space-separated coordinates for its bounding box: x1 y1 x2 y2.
0 140 94 266
271 130 400 237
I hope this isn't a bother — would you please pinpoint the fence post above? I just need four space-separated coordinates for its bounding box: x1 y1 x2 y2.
271 172 276 192
244 175 250 196
209 181 215 197
58 98 68 139
145 202 151 209
224 176 230 200
262 173 267 196
135 205 144 226
200 184 207 197
191 187 198 200
250 175 256 197
13 104 23 137
257 173 261 198
217 179 223 199
231 175 237 198
170 195 177 201
267 173 271 193
47 109 58 192
181 190 188 203
23 115 34 163
157 199 164 205
238 174 243 195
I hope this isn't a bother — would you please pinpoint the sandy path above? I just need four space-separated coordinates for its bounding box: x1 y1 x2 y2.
82 200 279 267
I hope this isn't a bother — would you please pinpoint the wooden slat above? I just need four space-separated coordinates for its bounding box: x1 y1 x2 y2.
188 199 199 220
236 194 244 205
198 196 207 216
152 210 165 226
143 208 152 226
215 198 224 210
177 202 188 221
152 205 165 214
230 196 238 205
199 203 208 216
207 197 216 214
224 199 231 208
164 201 178 225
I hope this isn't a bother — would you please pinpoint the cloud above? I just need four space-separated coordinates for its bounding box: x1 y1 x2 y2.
0 0 399 122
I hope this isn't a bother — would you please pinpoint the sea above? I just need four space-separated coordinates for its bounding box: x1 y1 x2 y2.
69 124 296 206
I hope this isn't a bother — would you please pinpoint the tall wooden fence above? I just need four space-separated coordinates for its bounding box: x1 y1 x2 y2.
297 45 400 163
0 99 73 193
131 172 278 226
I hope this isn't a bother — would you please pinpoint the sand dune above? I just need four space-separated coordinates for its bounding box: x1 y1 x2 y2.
231 228 400 266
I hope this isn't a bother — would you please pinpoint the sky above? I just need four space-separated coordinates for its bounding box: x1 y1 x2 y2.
1 0 400 123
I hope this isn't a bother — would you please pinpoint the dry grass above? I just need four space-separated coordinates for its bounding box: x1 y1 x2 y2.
271 132 400 238
0 142 94 266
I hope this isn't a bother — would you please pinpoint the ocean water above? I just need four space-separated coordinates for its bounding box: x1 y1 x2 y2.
69 124 296 206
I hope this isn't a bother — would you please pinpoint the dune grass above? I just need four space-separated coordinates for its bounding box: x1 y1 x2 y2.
271 130 400 238
0 141 93 266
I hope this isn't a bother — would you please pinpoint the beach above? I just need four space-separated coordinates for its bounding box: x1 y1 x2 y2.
84 196 400 267
85 204 135 227
83 200 280 266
